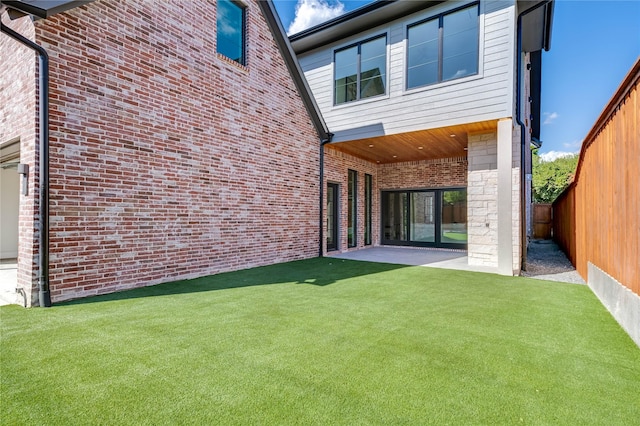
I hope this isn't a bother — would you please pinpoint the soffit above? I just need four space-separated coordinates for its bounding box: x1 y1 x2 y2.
1 1 93 19
326 120 498 164
518 0 554 52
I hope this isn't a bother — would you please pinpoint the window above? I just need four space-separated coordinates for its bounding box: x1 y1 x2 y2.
407 3 479 89
327 183 339 251
364 174 372 245
217 0 246 65
348 170 357 247
334 35 387 105
382 188 467 248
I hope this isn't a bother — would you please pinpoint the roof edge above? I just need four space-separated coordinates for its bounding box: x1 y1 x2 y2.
258 0 331 141
1 1 94 19
289 0 394 42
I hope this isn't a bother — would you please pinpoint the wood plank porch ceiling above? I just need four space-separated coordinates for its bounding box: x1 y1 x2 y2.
327 120 498 164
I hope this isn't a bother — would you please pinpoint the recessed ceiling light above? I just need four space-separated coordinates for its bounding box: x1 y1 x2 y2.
369 144 374 148
393 155 397 158
418 146 423 150
450 134 456 137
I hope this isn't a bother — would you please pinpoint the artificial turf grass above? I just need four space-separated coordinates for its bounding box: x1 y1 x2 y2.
2 258 639 425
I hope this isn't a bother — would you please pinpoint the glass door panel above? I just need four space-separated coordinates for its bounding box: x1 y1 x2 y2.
327 183 339 251
441 189 467 243
382 192 407 242
410 192 435 242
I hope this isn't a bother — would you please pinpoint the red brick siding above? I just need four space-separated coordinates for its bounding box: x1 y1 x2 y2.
323 152 468 253
25 0 319 303
324 148 378 253
379 157 468 190
0 15 39 304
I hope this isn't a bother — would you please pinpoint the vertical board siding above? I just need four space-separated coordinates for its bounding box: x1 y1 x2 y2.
297 1 516 142
553 60 639 295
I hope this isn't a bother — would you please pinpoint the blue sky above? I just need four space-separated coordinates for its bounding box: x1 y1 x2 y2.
273 0 640 161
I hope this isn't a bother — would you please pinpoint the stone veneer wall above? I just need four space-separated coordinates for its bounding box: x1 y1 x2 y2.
467 133 499 267
467 129 521 273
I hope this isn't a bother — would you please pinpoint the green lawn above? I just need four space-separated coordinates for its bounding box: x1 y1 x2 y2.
2 258 639 425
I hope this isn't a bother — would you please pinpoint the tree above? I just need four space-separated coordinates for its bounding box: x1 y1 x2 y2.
531 149 578 203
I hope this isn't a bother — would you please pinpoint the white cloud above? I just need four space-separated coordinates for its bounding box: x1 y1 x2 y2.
539 150 578 162
562 139 583 150
543 112 558 125
287 0 345 35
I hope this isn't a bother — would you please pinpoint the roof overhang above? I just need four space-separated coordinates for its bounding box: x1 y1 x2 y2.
1 0 93 19
290 0 445 54
518 0 554 52
327 120 498 164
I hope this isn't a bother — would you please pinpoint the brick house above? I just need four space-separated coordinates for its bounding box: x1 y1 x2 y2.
1 0 553 306
292 0 553 273
0 0 331 306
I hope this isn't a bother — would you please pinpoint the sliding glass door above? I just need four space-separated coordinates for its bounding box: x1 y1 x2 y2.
381 188 467 249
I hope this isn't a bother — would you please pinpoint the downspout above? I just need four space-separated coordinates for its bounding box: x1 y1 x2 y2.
516 0 551 271
1 16 52 307
318 135 333 257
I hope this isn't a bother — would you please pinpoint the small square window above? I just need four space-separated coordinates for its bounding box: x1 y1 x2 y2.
334 35 387 105
217 0 246 65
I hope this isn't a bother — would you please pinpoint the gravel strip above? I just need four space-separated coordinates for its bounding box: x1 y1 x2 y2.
523 240 586 284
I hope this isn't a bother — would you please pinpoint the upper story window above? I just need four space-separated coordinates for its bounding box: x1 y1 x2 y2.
407 3 479 89
334 35 387 105
217 0 246 65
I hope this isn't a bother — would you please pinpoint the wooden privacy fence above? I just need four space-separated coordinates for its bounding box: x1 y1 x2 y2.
552 59 639 296
532 203 552 240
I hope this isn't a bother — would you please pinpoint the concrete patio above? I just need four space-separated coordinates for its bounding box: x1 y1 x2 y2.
327 246 500 274
0 258 18 306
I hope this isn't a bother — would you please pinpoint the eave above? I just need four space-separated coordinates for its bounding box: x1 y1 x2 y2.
1 1 93 19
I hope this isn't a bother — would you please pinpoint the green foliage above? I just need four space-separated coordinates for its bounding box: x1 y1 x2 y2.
2 258 639 424
532 149 579 203
442 189 466 205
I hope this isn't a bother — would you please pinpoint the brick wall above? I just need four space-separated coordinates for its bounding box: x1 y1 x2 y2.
16 0 320 303
323 150 467 253
378 157 467 189
0 15 38 304
324 148 378 253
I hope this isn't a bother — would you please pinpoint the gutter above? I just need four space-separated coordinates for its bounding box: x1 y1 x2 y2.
258 1 333 258
516 0 553 271
1 14 52 307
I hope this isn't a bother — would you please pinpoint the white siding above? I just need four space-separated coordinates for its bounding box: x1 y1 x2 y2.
297 0 516 143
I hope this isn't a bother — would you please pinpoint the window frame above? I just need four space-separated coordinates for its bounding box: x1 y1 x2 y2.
406 2 479 90
333 34 388 106
380 187 467 250
216 0 247 66
347 169 358 248
364 173 373 246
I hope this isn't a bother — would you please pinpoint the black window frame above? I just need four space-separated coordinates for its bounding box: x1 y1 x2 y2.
364 173 373 246
380 187 467 250
216 0 247 66
406 2 479 90
327 182 339 251
347 169 358 248
334 34 387 105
